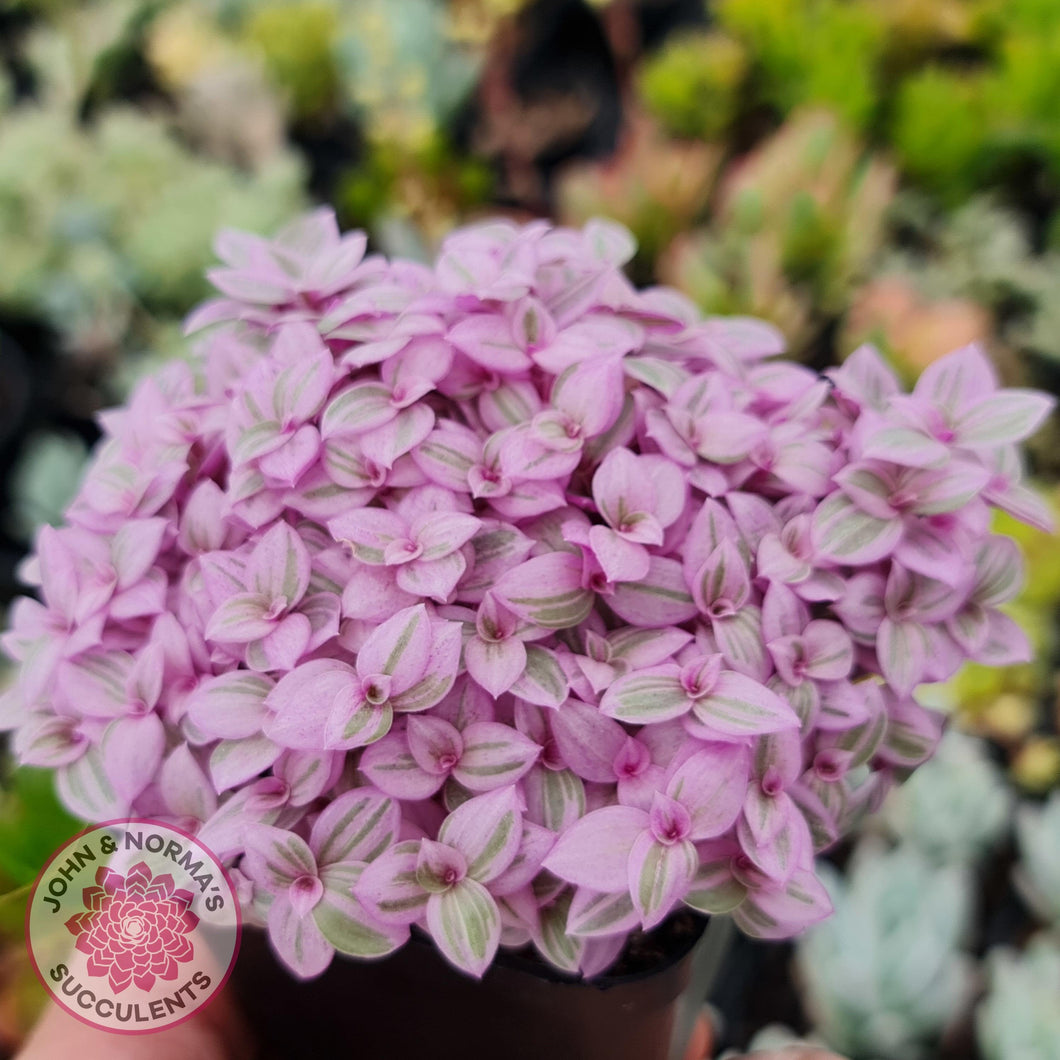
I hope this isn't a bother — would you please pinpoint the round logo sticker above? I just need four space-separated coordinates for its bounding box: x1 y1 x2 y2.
26 819 240 1034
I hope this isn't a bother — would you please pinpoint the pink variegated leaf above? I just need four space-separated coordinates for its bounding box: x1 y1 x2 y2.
877 618 931 696
209 733 281 792
608 557 699 627
737 797 809 884
407 715 463 776
389 620 462 713
685 839 746 915
447 314 533 373
465 635 527 697
412 422 481 491
324 695 394 752
600 666 691 724
357 605 431 689
15 717 89 768
732 869 832 940
266 893 333 979
426 879 500 979
974 610 1031 666
551 357 625 437
396 553 466 603
542 805 647 892
310 788 400 866
244 824 318 893
812 493 903 565
110 518 167 589
438 786 523 883
274 750 340 807
314 863 408 959
102 714 164 803
914 343 996 412
667 745 749 840
264 660 356 750
691 671 798 738
566 886 640 938
250 612 312 672
415 512 482 561
955 390 1054 448
549 697 627 783
360 731 445 800
693 411 766 464
321 383 396 438
815 681 872 732
57 746 125 821
341 565 418 621
61 652 132 719
355 841 430 926
588 525 652 582
453 722 540 792
488 820 555 896
495 552 594 630
714 608 770 682
591 448 656 531
509 645 569 708
532 892 583 974
523 766 586 832
205 593 274 644
628 830 697 929
973 535 1024 607
861 427 949 469
186 670 273 740
693 541 751 615
327 507 405 564
876 696 944 768
913 461 992 516
802 621 854 681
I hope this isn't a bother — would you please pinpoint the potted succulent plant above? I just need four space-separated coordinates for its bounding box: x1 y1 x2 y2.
1 209 1053 1059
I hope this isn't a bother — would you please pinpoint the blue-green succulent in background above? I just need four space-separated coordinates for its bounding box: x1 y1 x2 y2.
976 935 1060 1060
881 730 1013 865
1013 792 1060 927
795 843 975 1060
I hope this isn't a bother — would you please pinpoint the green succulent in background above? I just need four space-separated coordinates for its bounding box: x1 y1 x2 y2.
334 0 479 152
976 935 1060 1060
1013 792 1060 927
244 0 341 121
880 730 1013 865
7 432 89 541
558 114 720 280
890 69 992 207
639 30 749 143
660 110 895 357
714 0 885 134
0 103 305 367
796 842 975 1060
0 763 81 894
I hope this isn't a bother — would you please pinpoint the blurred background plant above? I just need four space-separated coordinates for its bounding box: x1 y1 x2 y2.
976 936 1060 1060
794 844 976 1060
2 0 1060 1055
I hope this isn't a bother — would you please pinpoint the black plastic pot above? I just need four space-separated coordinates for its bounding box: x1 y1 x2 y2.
231 915 730 1060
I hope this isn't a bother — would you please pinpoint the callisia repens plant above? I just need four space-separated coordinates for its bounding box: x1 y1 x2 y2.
0 209 1053 980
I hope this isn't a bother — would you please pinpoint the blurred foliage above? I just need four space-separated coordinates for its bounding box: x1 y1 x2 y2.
881 730 1013 865
796 842 975 1060
977 935 1060 1060
3 0 1060 1053
656 109 895 356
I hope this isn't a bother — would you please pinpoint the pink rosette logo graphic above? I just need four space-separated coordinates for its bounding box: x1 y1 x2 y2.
27 820 239 1034
66 862 199 993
